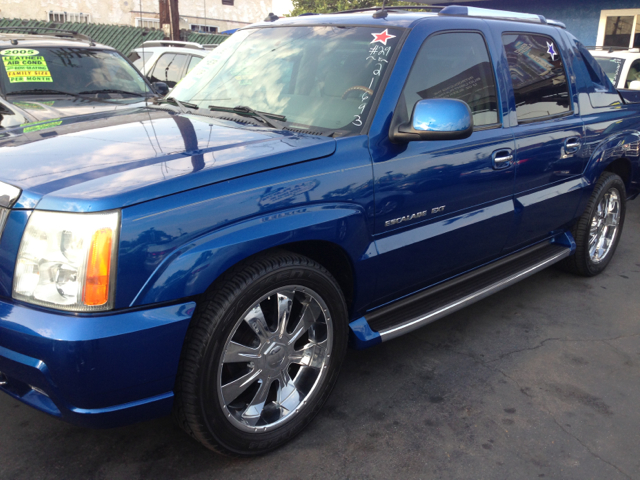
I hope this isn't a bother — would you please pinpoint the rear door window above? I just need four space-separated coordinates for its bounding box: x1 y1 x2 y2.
502 33 572 122
399 31 500 128
149 53 188 87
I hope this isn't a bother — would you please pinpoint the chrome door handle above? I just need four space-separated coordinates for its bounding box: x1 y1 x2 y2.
492 149 514 169
494 154 513 164
565 137 581 152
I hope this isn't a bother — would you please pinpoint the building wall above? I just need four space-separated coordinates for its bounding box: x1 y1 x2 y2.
456 0 640 45
0 0 283 32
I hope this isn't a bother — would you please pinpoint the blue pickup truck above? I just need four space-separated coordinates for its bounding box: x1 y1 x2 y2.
0 6 638 455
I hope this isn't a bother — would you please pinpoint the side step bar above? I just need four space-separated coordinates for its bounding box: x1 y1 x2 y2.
350 237 573 348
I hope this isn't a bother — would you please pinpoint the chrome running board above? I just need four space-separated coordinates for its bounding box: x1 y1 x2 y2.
365 242 572 342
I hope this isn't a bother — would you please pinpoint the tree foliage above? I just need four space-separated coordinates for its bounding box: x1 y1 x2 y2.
289 0 429 16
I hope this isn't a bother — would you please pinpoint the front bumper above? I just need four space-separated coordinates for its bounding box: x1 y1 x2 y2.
0 298 195 428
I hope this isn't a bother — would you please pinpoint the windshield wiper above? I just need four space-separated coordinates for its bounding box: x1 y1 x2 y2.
157 97 199 113
78 89 146 97
208 105 286 129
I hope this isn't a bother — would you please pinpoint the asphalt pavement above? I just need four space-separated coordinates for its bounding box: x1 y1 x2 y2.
2 200 639 480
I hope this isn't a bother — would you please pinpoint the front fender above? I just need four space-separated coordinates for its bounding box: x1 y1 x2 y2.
131 204 376 313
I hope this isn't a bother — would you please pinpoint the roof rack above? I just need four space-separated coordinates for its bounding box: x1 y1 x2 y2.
587 45 637 53
439 6 547 24
140 40 207 50
333 5 443 16
0 27 95 46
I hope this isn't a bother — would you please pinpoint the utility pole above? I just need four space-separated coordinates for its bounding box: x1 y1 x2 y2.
159 0 180 40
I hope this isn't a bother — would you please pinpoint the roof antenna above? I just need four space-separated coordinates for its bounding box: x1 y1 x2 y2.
373 0 388 19
139 0 150 106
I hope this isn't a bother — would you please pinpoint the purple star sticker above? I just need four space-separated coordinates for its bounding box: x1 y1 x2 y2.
546 42 557 61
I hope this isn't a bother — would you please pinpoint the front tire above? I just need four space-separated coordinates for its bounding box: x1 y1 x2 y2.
173 251 348 456
561 172 626 276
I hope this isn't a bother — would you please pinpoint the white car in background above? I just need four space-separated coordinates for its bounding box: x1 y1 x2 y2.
590 47 640 90
128 40 218 90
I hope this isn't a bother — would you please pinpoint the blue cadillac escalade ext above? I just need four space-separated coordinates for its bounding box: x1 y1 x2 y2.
0 5 638 455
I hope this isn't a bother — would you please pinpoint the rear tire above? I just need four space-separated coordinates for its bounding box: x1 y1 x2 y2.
173 251 348 456
561 172 626 276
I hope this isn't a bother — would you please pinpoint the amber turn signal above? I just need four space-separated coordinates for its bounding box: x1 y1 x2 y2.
83 227 113 306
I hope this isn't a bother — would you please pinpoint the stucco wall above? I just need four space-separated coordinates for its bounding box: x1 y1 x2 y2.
456 0 640 45
0 0 278 31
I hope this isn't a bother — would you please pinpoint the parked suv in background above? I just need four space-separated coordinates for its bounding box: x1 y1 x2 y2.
0 28 159 124
590 47 640 89
0 6 639 457
128 40 218 89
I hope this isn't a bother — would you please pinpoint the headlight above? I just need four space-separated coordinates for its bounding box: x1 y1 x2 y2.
13 210 120 312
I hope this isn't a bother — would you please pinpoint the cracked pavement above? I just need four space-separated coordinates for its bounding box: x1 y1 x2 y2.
1 200 639 480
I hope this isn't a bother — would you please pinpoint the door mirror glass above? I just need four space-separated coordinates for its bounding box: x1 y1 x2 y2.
152 81 169 96
629 80 640 90
392 99 473 142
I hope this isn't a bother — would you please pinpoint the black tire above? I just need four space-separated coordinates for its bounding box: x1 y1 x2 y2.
173 251 348 456
560 172 626 276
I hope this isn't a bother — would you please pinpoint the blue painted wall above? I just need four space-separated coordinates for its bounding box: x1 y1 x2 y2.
456 0 640 45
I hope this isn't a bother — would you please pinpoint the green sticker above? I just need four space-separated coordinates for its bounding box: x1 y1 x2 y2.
2 54 52 83
22 120 62 133
0 48 39 56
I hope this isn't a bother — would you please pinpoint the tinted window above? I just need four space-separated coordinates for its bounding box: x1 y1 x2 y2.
399 32 499 127
186 56 202 74
502 33 571 121
149 53 188 87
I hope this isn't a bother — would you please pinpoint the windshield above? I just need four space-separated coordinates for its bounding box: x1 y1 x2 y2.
594 56 624 86
171 26 403 135
0 47 150 98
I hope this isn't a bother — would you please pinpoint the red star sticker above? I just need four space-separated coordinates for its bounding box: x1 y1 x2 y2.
370 29 396 45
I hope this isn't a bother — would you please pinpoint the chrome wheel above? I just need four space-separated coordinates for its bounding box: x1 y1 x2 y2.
589 188 621 264
218 286 333 433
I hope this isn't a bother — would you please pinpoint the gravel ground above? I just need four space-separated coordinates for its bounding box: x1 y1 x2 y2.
1 200 639 480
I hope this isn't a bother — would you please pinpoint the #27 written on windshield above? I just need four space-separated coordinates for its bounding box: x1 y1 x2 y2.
1 49 52 83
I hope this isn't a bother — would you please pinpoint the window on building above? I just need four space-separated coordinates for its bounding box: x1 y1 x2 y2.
399 32 499 128
191 24 218 33
222 0 234 6
135 18 160 29
149 53 189 88
502 33 571 122
48 12 90 23
598 10 640 49
604 16 634 47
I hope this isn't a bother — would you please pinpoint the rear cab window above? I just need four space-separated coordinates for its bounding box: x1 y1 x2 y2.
502 33 572 122
572 40 621 108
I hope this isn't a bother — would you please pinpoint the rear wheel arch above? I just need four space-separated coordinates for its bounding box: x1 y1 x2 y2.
604 157 633 191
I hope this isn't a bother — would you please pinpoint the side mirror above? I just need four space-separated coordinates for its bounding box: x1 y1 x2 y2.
629 80 640 90
390 98 473 143
152 81 169 97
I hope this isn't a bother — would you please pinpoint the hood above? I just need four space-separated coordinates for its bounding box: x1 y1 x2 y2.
0 108 336 212
8 95 150 123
